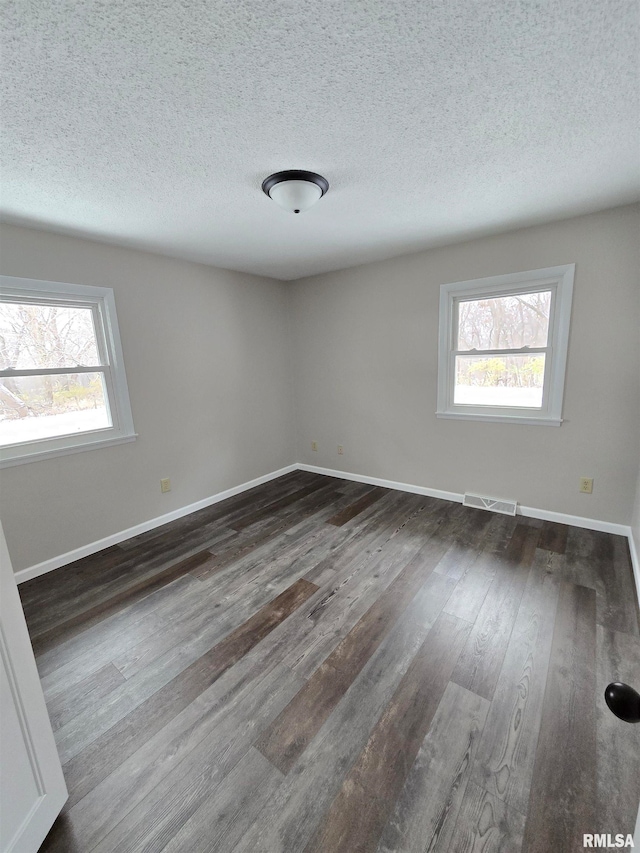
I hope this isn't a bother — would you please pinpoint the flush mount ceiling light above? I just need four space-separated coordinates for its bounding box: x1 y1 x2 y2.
262 170 329 214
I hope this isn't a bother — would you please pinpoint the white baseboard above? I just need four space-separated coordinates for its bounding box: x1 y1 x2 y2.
516 505 631 537
300 462 640 607
298 463 631 537
14 464 297 584
297 463 463 504
13 459 639 610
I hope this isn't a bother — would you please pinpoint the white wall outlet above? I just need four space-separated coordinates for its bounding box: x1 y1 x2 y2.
337 445 344 455
160 478 171 493
579 477 593 494
311 441 318 452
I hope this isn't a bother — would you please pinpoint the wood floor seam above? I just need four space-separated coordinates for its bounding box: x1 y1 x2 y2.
60 576 319 807
254 508 468 774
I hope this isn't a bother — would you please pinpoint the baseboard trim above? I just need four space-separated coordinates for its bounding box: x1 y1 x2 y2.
14 464 298 584
13 459 638 600
300 462 639 603
516 505 631 537
297 463 463 504
297 463 632 536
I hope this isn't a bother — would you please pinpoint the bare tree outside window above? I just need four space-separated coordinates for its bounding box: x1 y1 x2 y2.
0 276 135 467
437 265 574 425
454 291 551 408
0 302 110 446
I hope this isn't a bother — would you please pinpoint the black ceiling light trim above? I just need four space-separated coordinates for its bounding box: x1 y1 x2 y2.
261 170 329 198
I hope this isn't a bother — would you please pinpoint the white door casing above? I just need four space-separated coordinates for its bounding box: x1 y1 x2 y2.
0 521 67 853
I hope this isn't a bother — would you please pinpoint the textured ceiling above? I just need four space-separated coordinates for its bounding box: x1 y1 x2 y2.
2 1 639 280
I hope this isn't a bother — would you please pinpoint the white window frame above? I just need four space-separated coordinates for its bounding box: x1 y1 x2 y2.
0 276 136 467
436 264 575 426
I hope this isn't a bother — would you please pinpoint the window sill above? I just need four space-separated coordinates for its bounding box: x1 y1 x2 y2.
0 433 138 468
436 412 562 427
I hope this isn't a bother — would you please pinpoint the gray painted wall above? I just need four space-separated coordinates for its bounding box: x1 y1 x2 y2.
0 224 294 571
291 205 640 525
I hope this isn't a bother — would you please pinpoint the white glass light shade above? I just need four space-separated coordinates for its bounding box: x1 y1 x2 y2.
268 180 322 213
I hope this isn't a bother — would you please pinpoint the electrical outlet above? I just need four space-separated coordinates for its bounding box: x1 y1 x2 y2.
311 441 318 452
579 477 593 494
160 478 171 493
337 445 344 455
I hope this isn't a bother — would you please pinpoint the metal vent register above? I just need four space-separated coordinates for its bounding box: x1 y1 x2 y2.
463 493 517 516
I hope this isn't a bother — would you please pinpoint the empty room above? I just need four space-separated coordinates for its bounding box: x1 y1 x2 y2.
1 1 639 852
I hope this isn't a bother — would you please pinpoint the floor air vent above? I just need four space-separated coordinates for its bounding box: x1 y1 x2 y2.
463 493 517 516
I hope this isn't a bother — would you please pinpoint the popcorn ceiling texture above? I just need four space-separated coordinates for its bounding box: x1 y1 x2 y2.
1 0 638 280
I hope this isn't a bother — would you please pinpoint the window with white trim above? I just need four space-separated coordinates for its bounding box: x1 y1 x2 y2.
0 276 136 467
436 264 575 426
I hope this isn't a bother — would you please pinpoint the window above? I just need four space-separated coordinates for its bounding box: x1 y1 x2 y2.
0 276 136 466
436 264 575 425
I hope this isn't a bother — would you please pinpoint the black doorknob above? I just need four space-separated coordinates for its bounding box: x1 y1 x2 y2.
604 682 640 723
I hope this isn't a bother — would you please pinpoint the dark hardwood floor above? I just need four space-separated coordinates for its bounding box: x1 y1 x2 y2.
18 470 640 853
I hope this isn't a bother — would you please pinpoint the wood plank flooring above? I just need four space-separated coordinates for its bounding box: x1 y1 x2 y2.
18 470 640 853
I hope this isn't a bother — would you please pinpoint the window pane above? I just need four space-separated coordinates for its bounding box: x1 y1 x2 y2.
454 354 546 408
457 290 551 351
0 302 101 369
0 373 111 446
